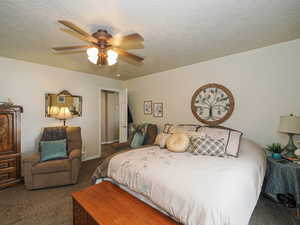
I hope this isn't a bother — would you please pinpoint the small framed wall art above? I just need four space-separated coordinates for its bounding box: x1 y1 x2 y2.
153 103 163 117
144 100 152 115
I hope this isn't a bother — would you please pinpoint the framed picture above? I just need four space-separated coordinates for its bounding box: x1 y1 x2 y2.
153 103 163 117
144 101 152 115
57 95 65 104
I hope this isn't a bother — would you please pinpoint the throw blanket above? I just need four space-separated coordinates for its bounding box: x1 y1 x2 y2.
91 149 131 184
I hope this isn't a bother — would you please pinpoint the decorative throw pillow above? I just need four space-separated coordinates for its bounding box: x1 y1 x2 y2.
163 123 173 133
166 133 190 152
197 127 243 157
40 139 67 162
225 130 243 157
190 135 226 157
154 133 171 148
130 131 145 148
184 131 204 152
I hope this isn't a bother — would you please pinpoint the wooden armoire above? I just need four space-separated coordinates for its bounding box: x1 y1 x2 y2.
0 105 23 189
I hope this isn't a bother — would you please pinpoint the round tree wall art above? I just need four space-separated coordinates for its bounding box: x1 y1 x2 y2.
191 83 234 126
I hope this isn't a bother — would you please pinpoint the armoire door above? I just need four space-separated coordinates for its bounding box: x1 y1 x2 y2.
0 112 15 155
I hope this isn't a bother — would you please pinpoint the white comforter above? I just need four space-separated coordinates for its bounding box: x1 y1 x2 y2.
108 138 266 225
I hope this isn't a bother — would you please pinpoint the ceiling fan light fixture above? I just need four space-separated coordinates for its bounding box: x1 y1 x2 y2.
86 47 99 57
88 55 98 64
86 47 99 64
107 49 118 66
53 21 144 67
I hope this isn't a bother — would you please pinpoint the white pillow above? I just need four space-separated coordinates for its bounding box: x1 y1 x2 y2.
226 131 243 157
168 125 200 134
154 133 171 148
166 133 190 152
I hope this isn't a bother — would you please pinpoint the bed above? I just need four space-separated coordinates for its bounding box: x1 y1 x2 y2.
92 138 266 225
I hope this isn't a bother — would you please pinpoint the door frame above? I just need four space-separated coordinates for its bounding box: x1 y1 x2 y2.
98 87 121 157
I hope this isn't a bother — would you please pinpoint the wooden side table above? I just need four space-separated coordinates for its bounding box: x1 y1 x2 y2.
262 157 300 216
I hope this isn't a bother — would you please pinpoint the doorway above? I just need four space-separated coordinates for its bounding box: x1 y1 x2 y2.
101 90 119 144
99 88 128 158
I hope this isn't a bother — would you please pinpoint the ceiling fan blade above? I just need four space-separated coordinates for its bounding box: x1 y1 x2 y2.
120 33 144 42
112 41 144 50
53 50 87 55
58 20 91 37
58 21 98 43
52 45 91 51
60 28 97 45
108 33 144 46
113 48 144 62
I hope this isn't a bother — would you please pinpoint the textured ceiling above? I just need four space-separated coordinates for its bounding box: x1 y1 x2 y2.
0 0 299 80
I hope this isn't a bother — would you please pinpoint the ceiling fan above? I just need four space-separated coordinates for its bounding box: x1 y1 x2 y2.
52 20 144 66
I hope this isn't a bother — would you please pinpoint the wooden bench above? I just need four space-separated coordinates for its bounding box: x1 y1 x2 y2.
72 181 180 225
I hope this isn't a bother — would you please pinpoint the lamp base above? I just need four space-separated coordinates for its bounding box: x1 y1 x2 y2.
283 133 297 158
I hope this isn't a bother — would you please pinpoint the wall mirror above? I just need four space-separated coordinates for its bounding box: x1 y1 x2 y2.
45 90 82 118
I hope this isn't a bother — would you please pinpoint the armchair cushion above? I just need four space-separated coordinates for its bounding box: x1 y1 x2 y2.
32 159 71 174
23 153 41 165
40 139 67 162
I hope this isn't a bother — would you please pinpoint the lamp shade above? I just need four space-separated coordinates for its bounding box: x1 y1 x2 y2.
49 106 60 116
56 107 73 120
278 115 300 134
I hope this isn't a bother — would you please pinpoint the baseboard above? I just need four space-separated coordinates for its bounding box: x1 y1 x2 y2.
83 154 101 162
101 140 119 145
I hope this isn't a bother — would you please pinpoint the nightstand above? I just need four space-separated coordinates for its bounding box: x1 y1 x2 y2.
262 157 300 216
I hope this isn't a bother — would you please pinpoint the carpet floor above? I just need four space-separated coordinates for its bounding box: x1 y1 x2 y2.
0 145 299 225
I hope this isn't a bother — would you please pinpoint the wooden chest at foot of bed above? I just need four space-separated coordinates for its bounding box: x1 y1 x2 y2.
72 181 180 225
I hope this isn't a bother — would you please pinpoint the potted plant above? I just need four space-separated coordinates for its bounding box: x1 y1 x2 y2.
266 143 283 160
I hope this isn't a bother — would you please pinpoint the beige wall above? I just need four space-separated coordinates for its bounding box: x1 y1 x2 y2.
0 56 122 159
124 39 300 147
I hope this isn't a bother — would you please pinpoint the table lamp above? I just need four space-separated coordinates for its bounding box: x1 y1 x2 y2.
278 114 300 157
56 107 73 126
